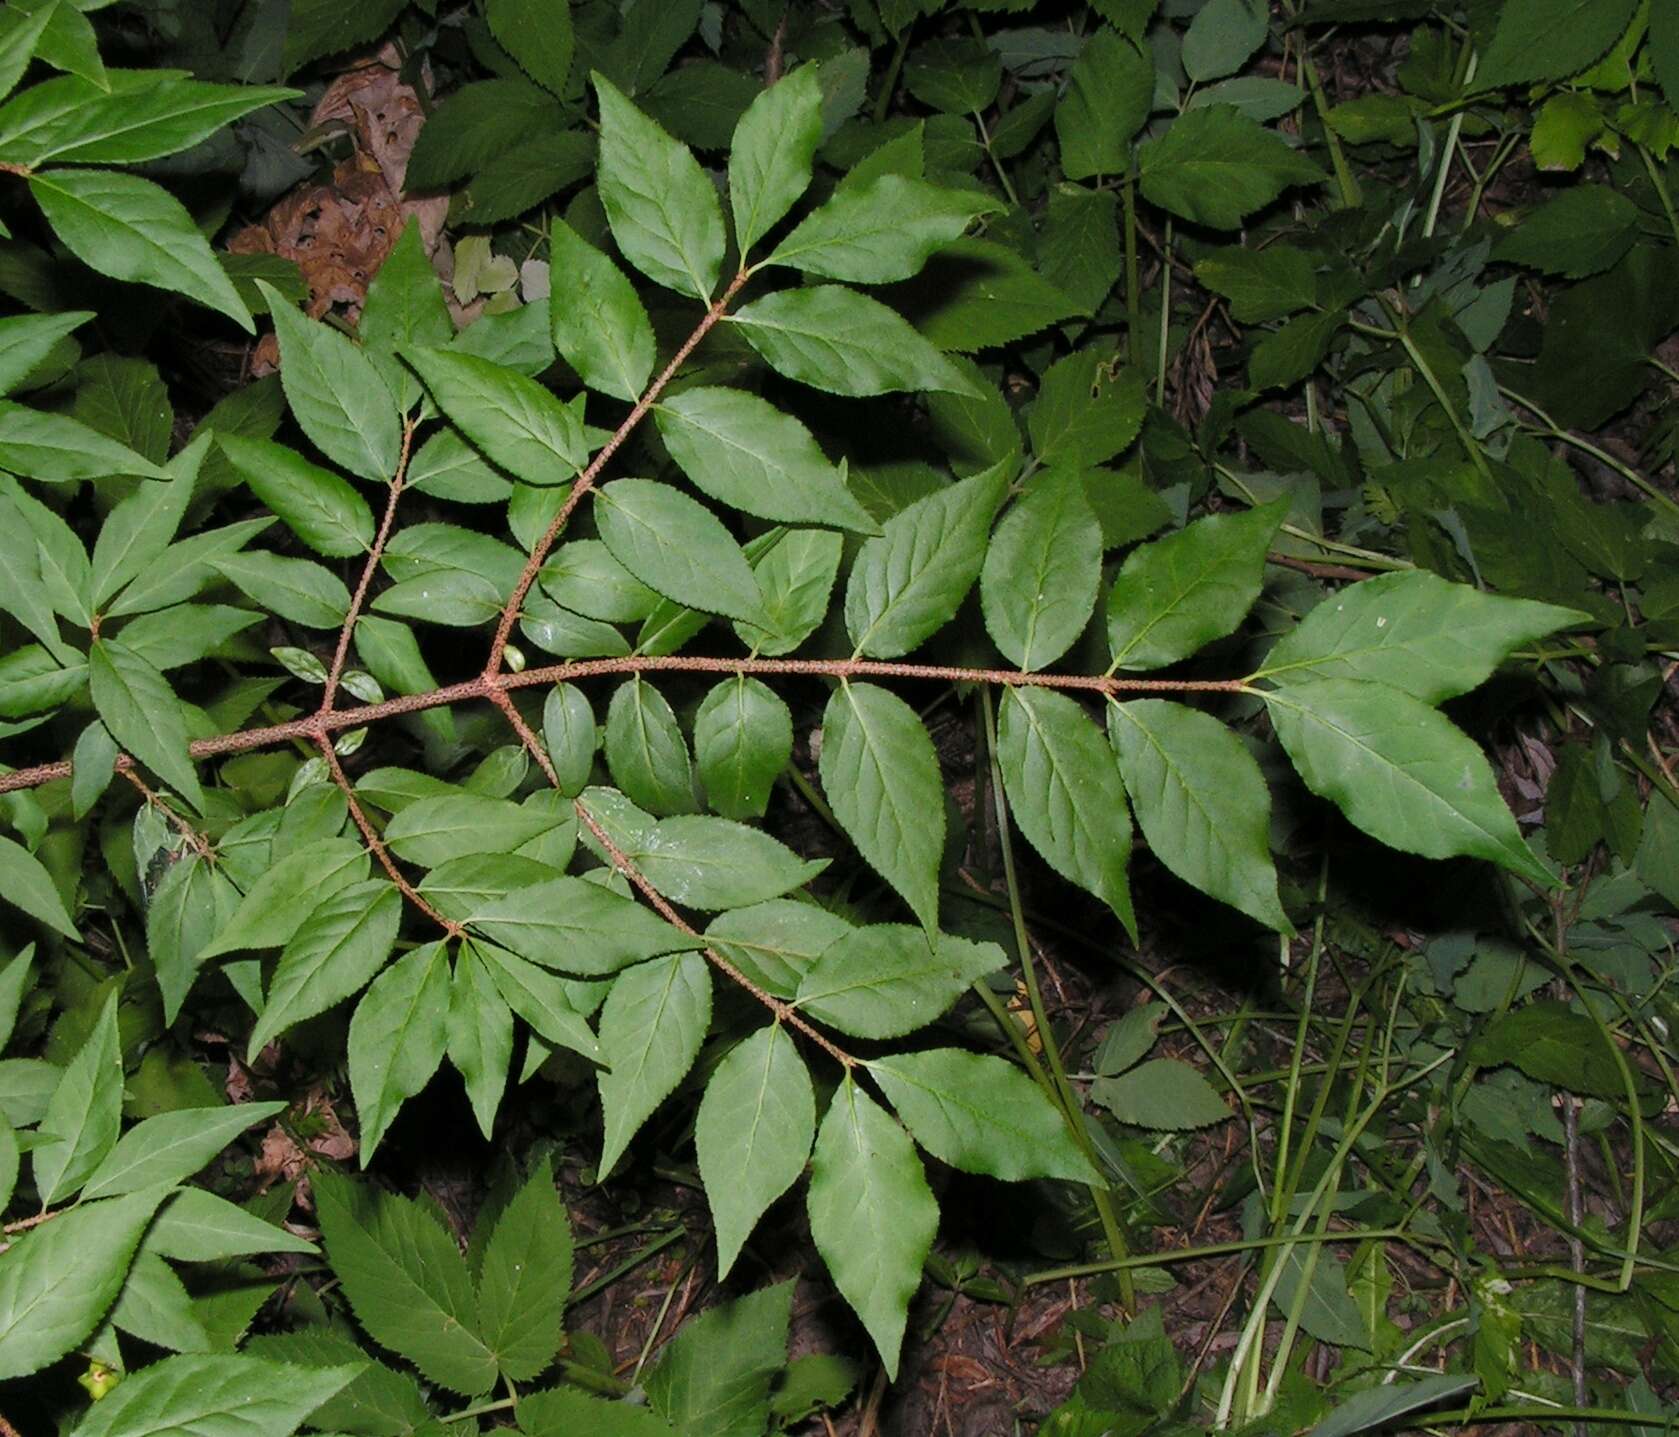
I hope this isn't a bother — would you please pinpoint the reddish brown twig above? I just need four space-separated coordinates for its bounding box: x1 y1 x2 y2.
322 417 416 710
121 768 214 861
0 658 1250 798
317 736 459 938
572 801 855 1070
484 267 755 676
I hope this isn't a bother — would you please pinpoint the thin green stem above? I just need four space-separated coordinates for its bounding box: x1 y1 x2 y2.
1421 50 1476 238
1155 218 1173 407
1121 173 1142 358
979 688 1134 1311
1024 1226 1424 1285
1499 383 1679 520
1298 46 1361 209
1639 142 1679 251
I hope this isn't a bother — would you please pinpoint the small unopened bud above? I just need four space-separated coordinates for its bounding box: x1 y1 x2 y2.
503 644 527 673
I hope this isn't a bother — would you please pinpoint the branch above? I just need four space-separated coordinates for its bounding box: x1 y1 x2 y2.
317 736 460 939
572 801 856 1070
322 417 416 711
483 267 755 675
0 658 1250 797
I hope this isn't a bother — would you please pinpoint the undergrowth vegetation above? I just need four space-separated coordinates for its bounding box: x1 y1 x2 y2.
0 0 1676 1432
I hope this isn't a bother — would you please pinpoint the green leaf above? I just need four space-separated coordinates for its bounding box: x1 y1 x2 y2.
470 876 699 975
819 682 943 931
519 1387 675 1436
695 1026 814 1279
1109 699 1290 932
981 468 1101 671
636 815 826 910
89 638 203 811
314 1171 498 1396
597 951 711 1178
1028 350 1147 468
29 169 254 329
543 539 659 622
474 939 602 1062
1056 27 1153 180
1093 1057 1232 1129
408 425 511 504
795 924 1006 1039
734 527 842 655
71 1356 364 1437
68 718 114 815
260 280 400 481
383 792 571 868
89 436 203 607
547 220 654 404
656 387 878 532
1476 0 1638 88
606 677 697 815
807 1078 935 1379
645 1282 793 1437
694 676 792 821
0 7 55 108
596 477 769 625
407 77 564 189
1470 1000 1625 1099
1654 1 1679 111
904 36 1000 113
104 515 275 619
870 1048 1097 1183
82 1102 284 1203
997 687 1137 937
109 1246 212 1350
0 833 77 938
1107 501 1284 670
1248 308 1344 391
1264 679 1553 886
593 71 725 300
210 549 349 628
246 880 402 1060
0 399 168 483
142 1187 312 1264
0 1187 172 1380
762 174 995 283
220 435 373 558
201 840 369 958
704 901 852 998
1258 570 1586 703
1491 185 1639 280
730 65 822 259
1194 243 1318 323
0 74 298 167
543 682 599 797
0 308 91 397
283 0 406 74
845 462 1008 658
448 946 514 1138
487 0 573 95
147 851 240 1022
1136 105 1323 229
348 942 450 1160
887 238 1087 352
1305 1375 1480 1437
478 1155 573 1382
729 285 980 398
453 134 595 223
0 948 33 1052
34 989 122 1205
1182 0 1268 83
404 345 585 483
359 219 454 414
